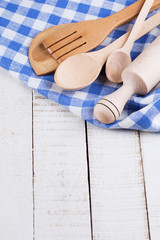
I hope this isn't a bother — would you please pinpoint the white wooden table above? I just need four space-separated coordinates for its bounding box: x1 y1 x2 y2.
0 67 160 240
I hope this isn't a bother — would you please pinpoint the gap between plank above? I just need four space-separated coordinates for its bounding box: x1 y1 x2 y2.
138 131 151 240
85 121 93 240
32 90 35 240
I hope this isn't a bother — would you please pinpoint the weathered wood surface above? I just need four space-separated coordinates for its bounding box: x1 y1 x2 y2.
0 69 33 240
140 132 160 240
33 92 91 240
0 67 160 240
87 127 149 240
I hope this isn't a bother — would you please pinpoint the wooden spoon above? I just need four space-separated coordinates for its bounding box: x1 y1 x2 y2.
106 0 154 83
94 36 160 124
54 12 160 90
29 0 160 76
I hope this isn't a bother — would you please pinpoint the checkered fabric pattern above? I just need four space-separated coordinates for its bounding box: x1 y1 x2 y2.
0 0 160 132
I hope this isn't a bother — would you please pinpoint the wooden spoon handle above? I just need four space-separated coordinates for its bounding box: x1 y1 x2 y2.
105 0 160 28
122 0 154 52
93 11 160 66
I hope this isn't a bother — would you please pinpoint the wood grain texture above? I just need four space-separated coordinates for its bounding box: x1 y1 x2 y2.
33 92 91 240
0 68 33 240
86 123 149 240
140 132 160 240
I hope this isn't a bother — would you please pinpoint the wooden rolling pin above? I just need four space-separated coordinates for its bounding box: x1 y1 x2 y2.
94 35 160 124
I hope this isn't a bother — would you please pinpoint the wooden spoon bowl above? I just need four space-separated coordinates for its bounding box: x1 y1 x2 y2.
54 54 102 90
106 50 131 83
106 0 154 83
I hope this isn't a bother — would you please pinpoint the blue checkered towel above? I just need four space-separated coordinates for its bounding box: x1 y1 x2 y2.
0 0 160 132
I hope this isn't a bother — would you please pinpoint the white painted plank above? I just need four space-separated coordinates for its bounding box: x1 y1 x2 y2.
140 132 160 240
0 68 33 239
33 92 91 240
87 124 149 240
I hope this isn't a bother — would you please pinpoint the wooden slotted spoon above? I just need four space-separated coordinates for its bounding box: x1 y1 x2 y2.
29 0 160 75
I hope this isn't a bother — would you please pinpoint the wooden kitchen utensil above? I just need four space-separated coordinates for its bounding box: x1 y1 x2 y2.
43 0 158 63
54 12 160 90
29 0 160 76
94 35 160 124
106 0 154 83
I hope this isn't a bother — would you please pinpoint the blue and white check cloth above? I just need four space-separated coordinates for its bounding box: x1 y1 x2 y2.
0 0 160 132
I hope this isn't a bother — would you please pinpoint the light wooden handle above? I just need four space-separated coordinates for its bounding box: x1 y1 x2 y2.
107 0 160 28
122 0 154 52
94 85 135 124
